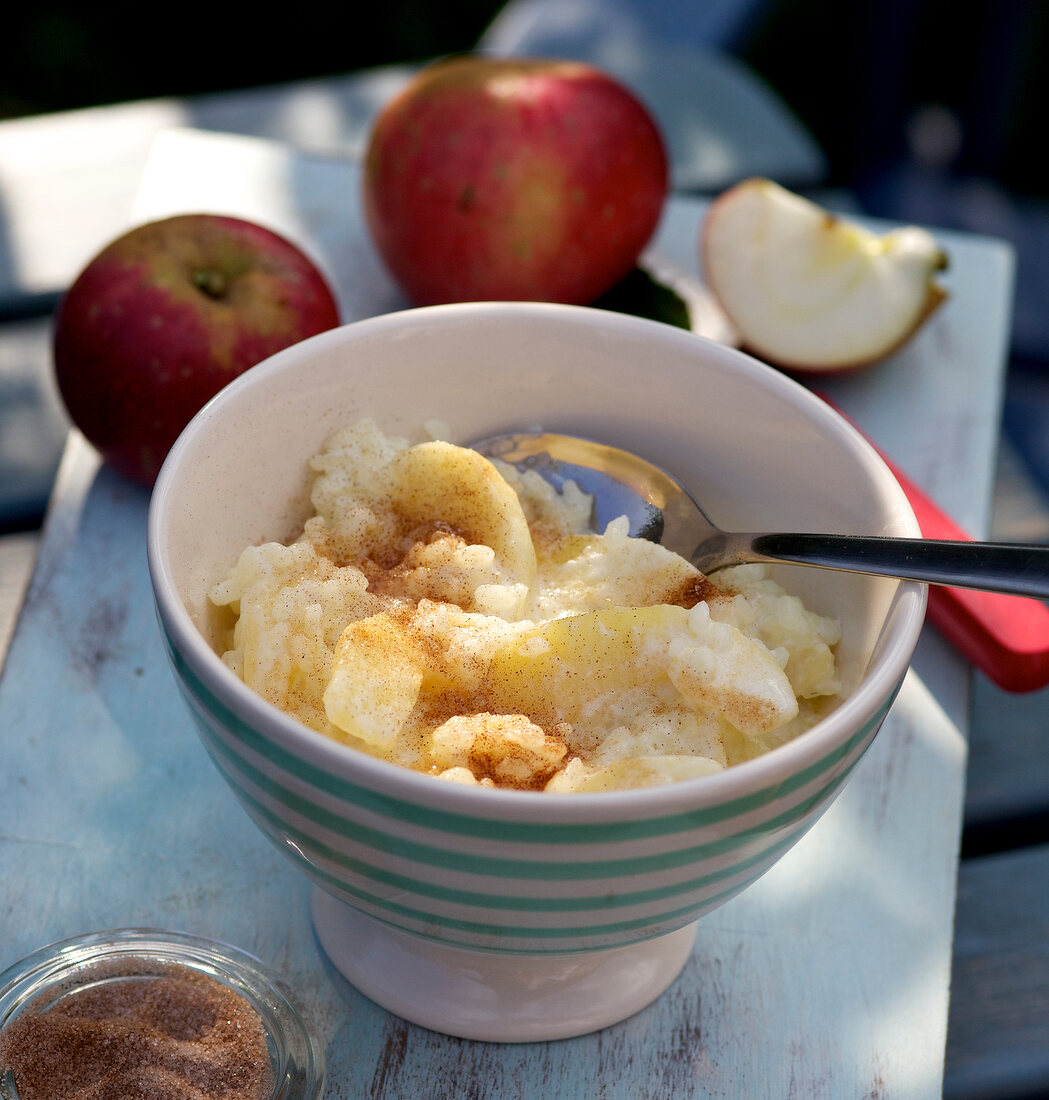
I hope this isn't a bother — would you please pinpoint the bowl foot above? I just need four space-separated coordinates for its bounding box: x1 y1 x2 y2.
310 886 697 1042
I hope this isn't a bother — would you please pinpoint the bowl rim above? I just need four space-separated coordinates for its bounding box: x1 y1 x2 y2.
148 301 928 823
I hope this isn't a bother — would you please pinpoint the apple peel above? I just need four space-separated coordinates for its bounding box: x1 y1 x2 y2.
53 214 341 488
700 178 948 373
362 55 668 307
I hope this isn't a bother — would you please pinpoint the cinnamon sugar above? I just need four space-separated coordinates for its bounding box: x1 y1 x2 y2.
0 963 273 1100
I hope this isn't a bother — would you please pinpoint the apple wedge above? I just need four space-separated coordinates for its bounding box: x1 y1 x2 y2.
700 178 948 373
387 440 537 588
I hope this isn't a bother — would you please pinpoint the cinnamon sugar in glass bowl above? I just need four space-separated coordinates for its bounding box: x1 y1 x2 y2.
0 929 324 1100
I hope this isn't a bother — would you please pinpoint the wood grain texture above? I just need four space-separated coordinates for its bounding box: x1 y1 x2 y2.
0 130 1019 1098
0 317 68 528
945 843 1049 1100
0 434 966 1099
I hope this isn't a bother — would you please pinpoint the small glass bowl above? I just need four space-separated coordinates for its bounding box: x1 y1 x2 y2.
0 928 324 1099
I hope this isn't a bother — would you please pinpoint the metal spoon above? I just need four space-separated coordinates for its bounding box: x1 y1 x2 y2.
472 431 1049 599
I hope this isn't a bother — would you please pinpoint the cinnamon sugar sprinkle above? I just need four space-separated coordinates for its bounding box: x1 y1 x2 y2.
0 963 273 1100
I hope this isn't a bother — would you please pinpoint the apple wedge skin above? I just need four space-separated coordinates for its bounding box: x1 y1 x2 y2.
745 279 949 378
700 178 948 374
54 214 341 488
362 55 668 307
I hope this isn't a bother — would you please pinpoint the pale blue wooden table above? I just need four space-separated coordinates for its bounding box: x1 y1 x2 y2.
0 123 1017 1097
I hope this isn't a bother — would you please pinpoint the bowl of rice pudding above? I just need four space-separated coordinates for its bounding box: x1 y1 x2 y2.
147 302 926 1041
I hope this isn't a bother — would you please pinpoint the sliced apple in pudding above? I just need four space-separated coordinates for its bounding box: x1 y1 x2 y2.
387 440 538 588
700 178 948 373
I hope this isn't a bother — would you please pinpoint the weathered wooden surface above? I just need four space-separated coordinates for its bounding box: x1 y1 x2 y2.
947 842 1049 1100
0 317 66 528
945 443 1049 1100
0 128 1018 1097
0 434 967 1099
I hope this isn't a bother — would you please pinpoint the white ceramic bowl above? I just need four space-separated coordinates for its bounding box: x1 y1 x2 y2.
147 302 926 1042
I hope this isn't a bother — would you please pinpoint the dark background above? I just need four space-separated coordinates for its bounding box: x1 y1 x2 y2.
0 2 505 121
5 0 1049 486
4 0 1048 200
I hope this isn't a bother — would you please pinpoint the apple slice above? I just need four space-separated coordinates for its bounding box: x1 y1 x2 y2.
324 613 423 750
387 440 537 588
700 178 948 372
483 604 797 737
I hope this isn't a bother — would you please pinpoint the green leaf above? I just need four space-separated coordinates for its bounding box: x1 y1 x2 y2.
591 267 692 330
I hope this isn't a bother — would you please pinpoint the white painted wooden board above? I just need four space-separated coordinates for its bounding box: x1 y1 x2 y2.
0 128 1015 1097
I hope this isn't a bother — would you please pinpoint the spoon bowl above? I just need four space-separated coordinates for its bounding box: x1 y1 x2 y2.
474 431 1049 599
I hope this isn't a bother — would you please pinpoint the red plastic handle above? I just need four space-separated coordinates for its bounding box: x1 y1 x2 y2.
820 395 1049 692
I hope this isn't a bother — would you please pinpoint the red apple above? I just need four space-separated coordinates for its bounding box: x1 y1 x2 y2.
53 213 341 488
362 55 668 306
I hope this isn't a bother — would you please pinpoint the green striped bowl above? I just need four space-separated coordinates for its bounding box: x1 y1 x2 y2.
148 303 926 1038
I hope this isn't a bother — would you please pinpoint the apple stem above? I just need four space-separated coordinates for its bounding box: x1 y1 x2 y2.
192 269 228 299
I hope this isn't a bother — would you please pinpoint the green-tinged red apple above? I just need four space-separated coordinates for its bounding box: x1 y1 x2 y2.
53 214 341 488
700 178 948 373
362 55 668 306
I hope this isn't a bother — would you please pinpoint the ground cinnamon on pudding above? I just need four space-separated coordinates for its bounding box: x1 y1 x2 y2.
0 963 273 1100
